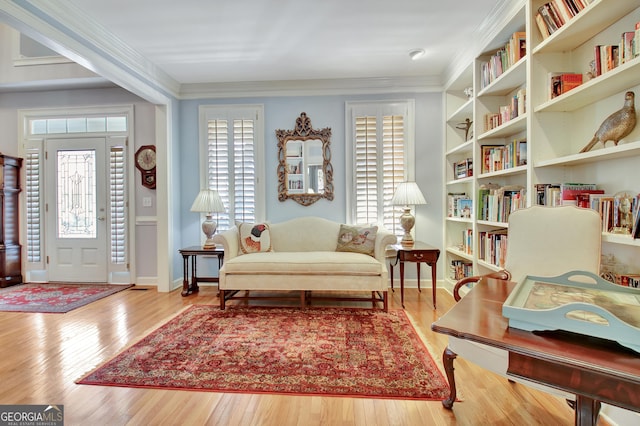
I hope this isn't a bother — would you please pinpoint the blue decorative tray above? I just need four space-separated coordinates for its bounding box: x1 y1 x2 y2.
502 271 640 353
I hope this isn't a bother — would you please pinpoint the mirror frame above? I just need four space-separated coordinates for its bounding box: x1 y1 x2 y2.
276 112 334 206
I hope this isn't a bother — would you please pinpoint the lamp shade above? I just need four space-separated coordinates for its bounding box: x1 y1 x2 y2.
391 182 427 206
190 189 225 213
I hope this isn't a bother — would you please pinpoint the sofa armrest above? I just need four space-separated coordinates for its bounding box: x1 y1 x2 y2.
212 227 239 261
374 228 398 265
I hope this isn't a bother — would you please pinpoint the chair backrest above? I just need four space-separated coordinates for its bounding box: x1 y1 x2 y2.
503 205 602 283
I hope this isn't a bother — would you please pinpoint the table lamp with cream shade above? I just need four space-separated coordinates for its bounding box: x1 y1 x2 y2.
190 189 225 249
391 181 427 247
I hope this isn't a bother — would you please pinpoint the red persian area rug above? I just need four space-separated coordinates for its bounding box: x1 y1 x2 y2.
0 283 133 313
77 306 451 400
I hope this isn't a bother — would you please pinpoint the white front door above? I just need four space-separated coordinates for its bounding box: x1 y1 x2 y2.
46 138 108 282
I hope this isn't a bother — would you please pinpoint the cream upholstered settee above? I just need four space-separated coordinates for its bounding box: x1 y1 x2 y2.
212 216 397 310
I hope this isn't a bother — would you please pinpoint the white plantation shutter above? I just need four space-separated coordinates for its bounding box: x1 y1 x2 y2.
25 150 42 262
382 115 405 229
109 146 126 263
233 119 256 223
348 101 414 237
206 119 231 230
202 105 264 232
355 116 378 224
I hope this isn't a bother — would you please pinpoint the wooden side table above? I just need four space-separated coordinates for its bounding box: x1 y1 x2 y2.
389 242 440 308
178 246 224 296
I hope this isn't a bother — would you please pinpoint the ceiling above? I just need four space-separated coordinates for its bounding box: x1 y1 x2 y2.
57 0 503 90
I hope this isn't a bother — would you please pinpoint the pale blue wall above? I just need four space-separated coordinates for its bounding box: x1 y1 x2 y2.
179 92 444 279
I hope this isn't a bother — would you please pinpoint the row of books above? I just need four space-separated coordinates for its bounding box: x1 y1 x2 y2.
478 228 508 269
535 183 640 237
449 259 473 281
535 0 594 40
479 31 526 90
477 184 526 223
480 140 527 174
592 24 640 78
483 87 526 132
535 182 604 207
461 228 473 255
453 158 473 180
614 274 640 288
549 72 582 99
447 193 472 218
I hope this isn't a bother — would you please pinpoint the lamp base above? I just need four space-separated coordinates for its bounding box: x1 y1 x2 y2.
201 215 218 250
399 207 415 248
400 235 415 248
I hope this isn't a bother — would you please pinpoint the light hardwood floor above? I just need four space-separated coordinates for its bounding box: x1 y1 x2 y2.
0 284 580 425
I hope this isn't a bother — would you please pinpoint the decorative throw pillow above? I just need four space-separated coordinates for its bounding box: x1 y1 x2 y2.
335 224 378 257
237 222 273 254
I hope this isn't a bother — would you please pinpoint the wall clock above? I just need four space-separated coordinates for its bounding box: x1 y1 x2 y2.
134 145 156 189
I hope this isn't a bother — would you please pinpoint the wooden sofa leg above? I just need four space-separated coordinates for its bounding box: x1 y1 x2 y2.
219 290 225 310
383 290 388 311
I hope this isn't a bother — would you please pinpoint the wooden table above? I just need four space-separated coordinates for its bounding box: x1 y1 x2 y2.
389 242 440 308
431 278 640 426
178 246 224 296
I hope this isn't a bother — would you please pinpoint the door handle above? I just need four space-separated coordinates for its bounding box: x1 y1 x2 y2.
97 216 105 221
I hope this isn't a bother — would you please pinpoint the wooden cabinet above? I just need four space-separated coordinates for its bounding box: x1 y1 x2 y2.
443 0 640 289
0 154 22 287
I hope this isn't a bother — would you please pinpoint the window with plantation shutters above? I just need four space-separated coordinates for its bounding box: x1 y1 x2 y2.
347 101 415 237
200 105 265 232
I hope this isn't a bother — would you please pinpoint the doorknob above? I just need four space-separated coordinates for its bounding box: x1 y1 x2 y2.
97 216 105 221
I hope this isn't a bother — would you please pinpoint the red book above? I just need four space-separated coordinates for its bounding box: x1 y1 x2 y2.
560 73 583 94
594 45 602 76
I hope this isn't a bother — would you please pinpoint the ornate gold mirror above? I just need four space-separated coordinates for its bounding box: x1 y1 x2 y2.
276 112 334 206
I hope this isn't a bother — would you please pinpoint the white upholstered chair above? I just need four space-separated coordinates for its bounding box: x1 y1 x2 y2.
445 205 602 405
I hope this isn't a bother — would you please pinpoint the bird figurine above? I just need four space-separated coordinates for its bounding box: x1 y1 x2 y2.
580 91 636 153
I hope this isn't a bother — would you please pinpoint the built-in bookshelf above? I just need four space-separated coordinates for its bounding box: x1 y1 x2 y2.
442 0 640 289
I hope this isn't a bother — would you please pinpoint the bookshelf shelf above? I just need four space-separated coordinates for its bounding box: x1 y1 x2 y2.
535 140 640 168
446 247 474 261
477 57 527 97
534 58 640 113
447 98 473 123
477 114 527 140
478 220 509 228
446 176 473 186
478 164 527 179
446 217 473 224
532 0 640 55
477 259 502 272
446 140 474 157
602 233 640 247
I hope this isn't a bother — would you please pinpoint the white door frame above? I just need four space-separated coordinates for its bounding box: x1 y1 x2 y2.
18 106 135 284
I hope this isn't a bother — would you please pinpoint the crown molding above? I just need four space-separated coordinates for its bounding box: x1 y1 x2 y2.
0 0 179 103
179 75 443 100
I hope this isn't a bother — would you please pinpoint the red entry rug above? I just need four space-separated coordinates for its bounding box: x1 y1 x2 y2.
0 283 133 313
77 306 450 400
